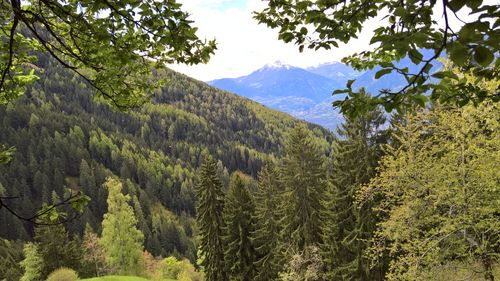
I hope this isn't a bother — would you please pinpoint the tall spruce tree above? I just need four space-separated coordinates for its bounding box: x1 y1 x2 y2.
252 162 282 281
100 177 144 275
280 125 327 252
195 154 227 281
321 93 387 280
223 173 257 281
34 223 82 279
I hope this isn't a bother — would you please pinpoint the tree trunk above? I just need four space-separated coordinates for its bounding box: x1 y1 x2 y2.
95 259 100 277
482 256 494 281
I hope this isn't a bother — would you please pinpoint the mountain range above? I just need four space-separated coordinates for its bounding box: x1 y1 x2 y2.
209 51 442 130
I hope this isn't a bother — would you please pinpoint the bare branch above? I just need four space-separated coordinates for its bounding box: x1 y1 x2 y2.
0 191 84 226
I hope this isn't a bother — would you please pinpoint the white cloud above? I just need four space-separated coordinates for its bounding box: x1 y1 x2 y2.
170 0 377 81
170 0 484 81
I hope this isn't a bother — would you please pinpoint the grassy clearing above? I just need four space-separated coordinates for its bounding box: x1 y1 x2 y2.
81 276 176 281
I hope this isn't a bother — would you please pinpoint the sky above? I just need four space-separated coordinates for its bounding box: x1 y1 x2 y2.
168 0 480 82
169 0 377 81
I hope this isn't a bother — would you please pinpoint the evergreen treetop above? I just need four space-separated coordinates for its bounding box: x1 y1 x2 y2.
280 125 327 251
253 162 283 281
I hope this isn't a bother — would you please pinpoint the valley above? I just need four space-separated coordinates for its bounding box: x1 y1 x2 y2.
209 50 442 131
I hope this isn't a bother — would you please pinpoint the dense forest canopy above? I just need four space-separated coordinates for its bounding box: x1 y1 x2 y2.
0 53 333 280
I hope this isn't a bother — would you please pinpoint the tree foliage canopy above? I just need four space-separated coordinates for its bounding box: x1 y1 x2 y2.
19 242 42 281
252 162 283 281
361 100 500 280
280 125 326 251
100 177 144 275
321 92 387 280
255 0 499 116
0 0 216 226
0 0 216 108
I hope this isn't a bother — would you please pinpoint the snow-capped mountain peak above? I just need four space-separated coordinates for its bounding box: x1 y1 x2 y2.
263 60 292 70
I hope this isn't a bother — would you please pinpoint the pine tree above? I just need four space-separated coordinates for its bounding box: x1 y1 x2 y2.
34 223 81 279
195 154 227 281
79 159 96 205
100 177 144 275
321 94 386 280
19 242 43 281
131 194 151 251
252 162 282 281
223 173 256 281
280 125 327 252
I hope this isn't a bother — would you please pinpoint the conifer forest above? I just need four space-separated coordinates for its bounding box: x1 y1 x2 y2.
0 0 499 281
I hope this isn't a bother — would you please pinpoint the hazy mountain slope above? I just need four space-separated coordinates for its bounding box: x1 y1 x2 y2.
209 61 345 130
353 50 443 93
307 62 361 85
208 54 442 131
210 61 339 102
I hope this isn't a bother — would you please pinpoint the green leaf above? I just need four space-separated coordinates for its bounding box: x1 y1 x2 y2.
422 63 433 74
466 0 482 9
333 89 350 95
474 46 494 67
409 49 423 64
49 209 59 221
71 194 91 213
448 0 466 12
459 24 484 42
448 42 469 66
279 32 294 43
413 94 428 107
432 71 459 80
384 102 395 112
394 7 406 17
375 68 392 79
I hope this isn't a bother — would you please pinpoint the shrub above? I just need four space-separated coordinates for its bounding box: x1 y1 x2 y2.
155 256 204 281
46 267 79 281
158 256 180 279
175 262 204 281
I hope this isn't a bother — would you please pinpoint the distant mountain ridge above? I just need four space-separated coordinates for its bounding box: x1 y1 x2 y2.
209 52 442 131
209 61 347 130
210 61 338 102
307 62 361 85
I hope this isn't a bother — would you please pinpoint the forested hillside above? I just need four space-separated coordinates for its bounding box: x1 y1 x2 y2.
1 0 498 280
0 56 333 277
